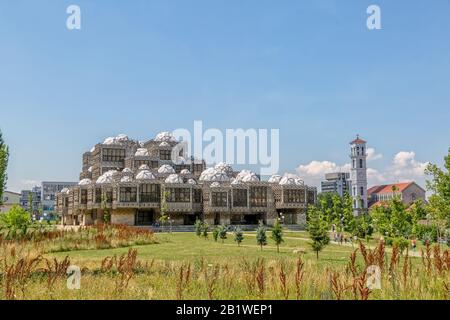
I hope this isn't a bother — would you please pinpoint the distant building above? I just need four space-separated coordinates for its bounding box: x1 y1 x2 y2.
321 172 350 197
349 135 368 215
368 182 426 207
20 186 42 214
41 181 77 215
1 191 21 213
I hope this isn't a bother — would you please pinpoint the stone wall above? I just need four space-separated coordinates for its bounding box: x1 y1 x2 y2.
111 208 136 226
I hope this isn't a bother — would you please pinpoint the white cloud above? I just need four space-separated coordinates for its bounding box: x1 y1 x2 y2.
295 161 350 186
294 150 428 189
366 148 383 162
389 151 428 181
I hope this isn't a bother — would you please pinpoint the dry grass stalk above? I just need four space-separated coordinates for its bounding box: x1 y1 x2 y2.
278 263 289 300
256 259 265 299
45 256 71 291
204 264 220 299
295 258 304 300
176 262 192 300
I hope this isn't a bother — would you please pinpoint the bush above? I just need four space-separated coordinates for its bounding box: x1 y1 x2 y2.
194 219 202 237
218 225 228 243
212 227 220 242
392 237 409 253
416 224 438 243
0 205 32 239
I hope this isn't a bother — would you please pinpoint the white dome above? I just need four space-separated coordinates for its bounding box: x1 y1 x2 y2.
96 170 117 184
60 188 70 194
139 164 150 171
159 141 170 147
120 176 133 183
241 173 259 182
158 164 175 174
78 178 92 186
199 167 217 181
155 132 177 143
295 178 304 186
187 179 197 185
235 170 258 183
180 169 191 175
214 162 233 175
90 146 95 153
268 175 282 183
165 174 183 184
135 148 149 157
210 182 221 188
279 176 297 186
122 168 133 175
210 171 231 182
87 166 93 173
231 178 241 185
116 134 129 142
136 170 156 180
103 137 116 145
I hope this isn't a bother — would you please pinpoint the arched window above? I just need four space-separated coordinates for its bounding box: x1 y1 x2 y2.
359 159 363 168
360 186 364 196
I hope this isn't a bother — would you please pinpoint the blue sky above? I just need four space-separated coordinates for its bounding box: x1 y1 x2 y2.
1 0 450 192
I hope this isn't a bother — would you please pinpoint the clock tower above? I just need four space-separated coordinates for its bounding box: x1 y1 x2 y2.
349 135 368 216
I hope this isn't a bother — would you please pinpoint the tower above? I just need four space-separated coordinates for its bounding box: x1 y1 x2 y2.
349 135 368 215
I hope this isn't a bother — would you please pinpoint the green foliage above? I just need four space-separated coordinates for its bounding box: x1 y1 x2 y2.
202 222 209 239
307 205 330 259
271 218 284 252
0 205 32 239
256 220 267 251
218 225 227 243
101 194 111 224
212 227 220 242
159 190 171 230
194 219 202 237
234 227 244 246
370 187 413 239
354 214 373 239
425 149 450 237
317 192 355 234
0 129 8 206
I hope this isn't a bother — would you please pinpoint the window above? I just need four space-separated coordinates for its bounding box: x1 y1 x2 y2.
167 188 190 203
102 148 125 163
194 164 204 174
80 189 88 205
360 187 364 196
150 161 159 169
193 189 202 203
140 184 160 203
250 187 267 207
105 189 113 203
353 159 356 168
283 189 305 203
233 189 248 207
95 188 102 203
359 159 363 168
135 160 150 168
212 192 228 207
307 190 315 204
120 187 137 203
160 150 171 160
175 164 190 173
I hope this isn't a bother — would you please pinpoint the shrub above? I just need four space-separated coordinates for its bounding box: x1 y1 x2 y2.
0 205 32 239
194 219 202 237
212 227 219 242
218 225 227 243
234 227 244 246
256 221 267 251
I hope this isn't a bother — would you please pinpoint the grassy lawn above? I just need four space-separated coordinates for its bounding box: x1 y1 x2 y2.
49 231 356 267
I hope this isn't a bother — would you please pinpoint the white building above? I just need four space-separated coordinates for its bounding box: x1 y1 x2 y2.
349 135 368 215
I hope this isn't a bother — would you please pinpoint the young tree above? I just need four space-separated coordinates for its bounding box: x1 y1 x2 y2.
194 218 202 237
307 205 330 260
218 224 227 243
234 227 244 246
101 194 111 224
0 130 8 206
159 190 170 232
271 218 284 253
202 222 209 239
213 226 220 242
425 149 450 240
342 192 356 234
0 205 31 239
256 220 267 251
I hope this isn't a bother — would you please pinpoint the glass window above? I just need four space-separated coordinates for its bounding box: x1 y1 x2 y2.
193 189 202 203
120 187 137 203
102 148 125 163
139 184 160 203
166 188 190 203
80 189 88 205
250 187 267 207
212 192 228 207
233 189 248 207
160 150 172 160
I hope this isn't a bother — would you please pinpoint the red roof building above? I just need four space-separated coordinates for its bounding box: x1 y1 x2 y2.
368 182 426 207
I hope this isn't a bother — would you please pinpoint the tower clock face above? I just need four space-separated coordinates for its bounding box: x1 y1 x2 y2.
358 171 365 180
